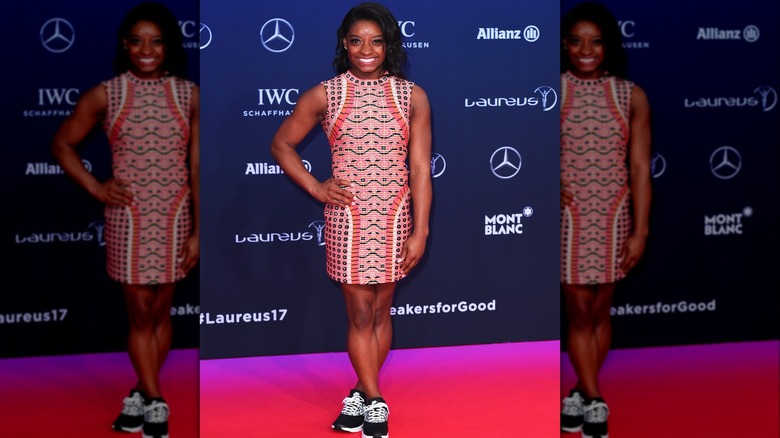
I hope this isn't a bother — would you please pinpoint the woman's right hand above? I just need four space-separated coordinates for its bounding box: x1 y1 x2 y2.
313 178 354 206
96 178 134 206
561 178 574 208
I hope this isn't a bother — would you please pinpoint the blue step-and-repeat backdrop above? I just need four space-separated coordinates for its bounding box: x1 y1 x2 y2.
198 0 562 359
560 0 780 348
2 0 777 359
2 0 200 358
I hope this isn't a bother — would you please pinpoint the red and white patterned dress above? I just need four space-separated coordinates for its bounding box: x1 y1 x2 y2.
560 71 634 285
101 72 194 285
320 71 414 284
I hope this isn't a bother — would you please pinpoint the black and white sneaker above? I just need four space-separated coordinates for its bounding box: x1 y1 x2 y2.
561 389 585 433
332 389 366 433
142 398 170 438
112 389 145 432
582 398 609 438
362 398 389 438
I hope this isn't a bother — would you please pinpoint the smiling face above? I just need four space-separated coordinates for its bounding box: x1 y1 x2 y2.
343 19 386 80
564 20 606 79
124 20 166 79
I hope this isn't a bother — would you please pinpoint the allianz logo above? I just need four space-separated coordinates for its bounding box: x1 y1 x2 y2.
26 159 92 176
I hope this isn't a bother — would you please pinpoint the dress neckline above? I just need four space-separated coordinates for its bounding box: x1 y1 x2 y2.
564 70 610 86
125 71 171 86
345 70 391 86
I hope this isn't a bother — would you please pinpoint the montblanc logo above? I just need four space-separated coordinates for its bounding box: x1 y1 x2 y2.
684 86 777 112
245 160 311 175
704 207 752 236
465 86 557 111
484 208 533 236
696 25 759 42
477 25 539 42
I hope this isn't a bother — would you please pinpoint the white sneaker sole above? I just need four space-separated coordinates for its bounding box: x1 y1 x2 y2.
333 424 363 433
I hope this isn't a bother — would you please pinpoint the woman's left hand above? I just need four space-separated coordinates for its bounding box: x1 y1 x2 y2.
179 235 200 273
620 233 646 273
398 233 426 276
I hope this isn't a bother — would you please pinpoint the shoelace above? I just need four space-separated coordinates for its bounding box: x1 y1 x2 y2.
561 394 584 415
144 401 170 423
364 401 389 424
341 393 365 416
121 393 144 416
583 402 609 423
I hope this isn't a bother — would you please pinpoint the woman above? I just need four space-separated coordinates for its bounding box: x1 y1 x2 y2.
559 2 651 438
51 3 199 437
270 3 432 437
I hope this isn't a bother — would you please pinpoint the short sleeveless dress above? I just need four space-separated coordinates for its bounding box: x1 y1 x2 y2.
560 71 634 285
320 71 414 285
101 72 194 285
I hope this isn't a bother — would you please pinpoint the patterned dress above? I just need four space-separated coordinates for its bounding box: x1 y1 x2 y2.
101 72 194 285
560 71 634 285
320 71 414 284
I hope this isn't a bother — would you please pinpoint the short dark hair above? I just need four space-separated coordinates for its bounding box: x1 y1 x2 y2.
561 2 627 78
333 2 407 79
113 2 187 77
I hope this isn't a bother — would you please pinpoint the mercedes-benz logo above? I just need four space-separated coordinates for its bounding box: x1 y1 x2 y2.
199 23 213 50
430 153 446 178
651 153 666 178
709 146 742 180
260 18 295 53
490 146 522 179
534 86 558 111
40 18 75 53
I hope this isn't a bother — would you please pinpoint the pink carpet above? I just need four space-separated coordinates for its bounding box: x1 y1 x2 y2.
0 349 199 437
561 340 780 437
1 340 776 437
199 341 561 437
